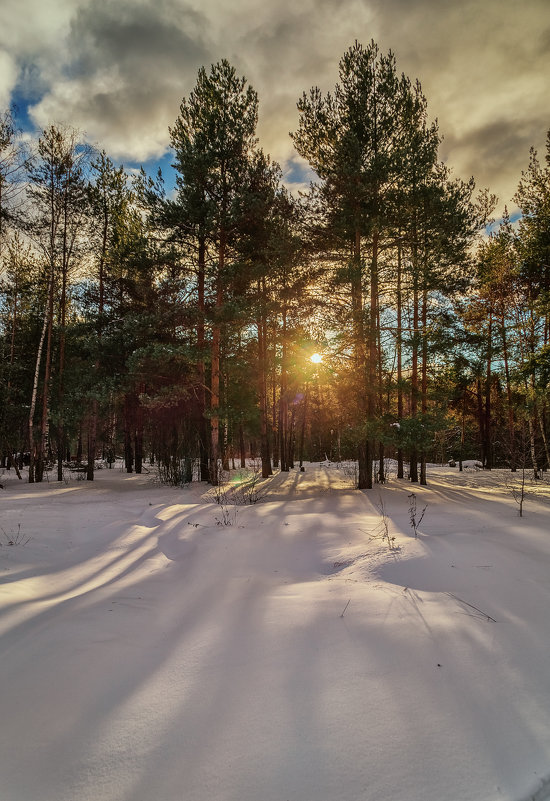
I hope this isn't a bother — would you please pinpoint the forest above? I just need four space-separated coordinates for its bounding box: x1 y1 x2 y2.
0 40 549 489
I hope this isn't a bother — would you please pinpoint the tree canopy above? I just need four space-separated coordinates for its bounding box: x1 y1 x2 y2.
1 44 548 485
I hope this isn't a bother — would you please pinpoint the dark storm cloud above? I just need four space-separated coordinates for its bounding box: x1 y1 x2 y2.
67 0 207 82
441 117 543 201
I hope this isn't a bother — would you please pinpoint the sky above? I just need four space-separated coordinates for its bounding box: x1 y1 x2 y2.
1 0 548 215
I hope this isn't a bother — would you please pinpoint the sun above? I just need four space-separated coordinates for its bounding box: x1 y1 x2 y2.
310 353 322 364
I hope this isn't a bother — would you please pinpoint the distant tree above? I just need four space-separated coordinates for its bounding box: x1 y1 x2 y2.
25 125 91 482
514 132 550 473
0 234 37 471
475 212 518 469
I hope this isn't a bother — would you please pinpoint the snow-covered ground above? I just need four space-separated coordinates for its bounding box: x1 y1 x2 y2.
1 461 550 801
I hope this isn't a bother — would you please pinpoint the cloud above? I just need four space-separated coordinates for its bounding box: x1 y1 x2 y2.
1 0 548 211
26 0 210 161
0 49 18 109
0 0 75 101
366 0 550 207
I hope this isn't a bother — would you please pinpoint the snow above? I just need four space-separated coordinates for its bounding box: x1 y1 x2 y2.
1 461 550 801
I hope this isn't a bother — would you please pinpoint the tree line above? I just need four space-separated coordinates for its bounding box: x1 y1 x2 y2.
1 41 549 486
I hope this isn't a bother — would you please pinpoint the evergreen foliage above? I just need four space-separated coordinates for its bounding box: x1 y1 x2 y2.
0 44 548 483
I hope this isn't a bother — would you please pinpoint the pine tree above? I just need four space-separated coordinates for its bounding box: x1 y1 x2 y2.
170 60 259 484
512 132 550 473
292 41 409 487
0 234 36 473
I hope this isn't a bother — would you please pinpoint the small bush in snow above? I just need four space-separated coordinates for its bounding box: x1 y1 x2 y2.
1 523 31 546
370 494 397 550
235 460 268 505
213 467 238 526
408 493 427 538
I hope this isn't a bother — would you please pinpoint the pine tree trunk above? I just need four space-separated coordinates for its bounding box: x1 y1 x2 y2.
396 241 404 479
501 315 516 471
410 279 419 484
28 268 53 483
476 377 485 466
358 440 369 488
279 307 289 472
134 385 144 474
239 422 246 469
257 285 272 478
76 423 83 463
298 384 308 468
484 310 493 469
420 286 428 485
528 413 539 479
210 325 220 483
210 229 225 485
124 393 134 474
57 432 64 482
459 390 466 471
197 236 209 481
351 230 370 489
538 411 550 470
184 455 193 483
221 420 230 472
271 332 279 468
36 265 55 483
378 441 385 483
366 229 379 488
86 407 97 481
377 301 385 484
57 196 70 483
287 406 296 469
86 187 108 483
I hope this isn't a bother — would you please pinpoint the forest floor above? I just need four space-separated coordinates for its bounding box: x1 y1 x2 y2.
1 460 550 801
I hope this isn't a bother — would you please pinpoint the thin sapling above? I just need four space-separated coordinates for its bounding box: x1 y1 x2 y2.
408 493 427 538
